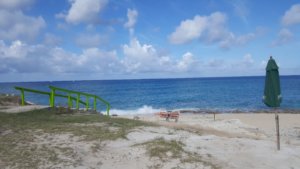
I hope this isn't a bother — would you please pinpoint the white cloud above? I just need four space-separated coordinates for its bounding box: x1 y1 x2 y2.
75 34 102 48
62 0 108 24
124 9 138 35
219 33 258 48
169 13 213 44
282 4 300 26
44 33 62 46
242 53 254 65
122 38 200 73
75 48 121 73
0 10 46 42
0 39 267 80
271 28 294 46
0 0 34 10
0 40 120 74
230 53 255 70
0 40 28 59
169 12 258 49
122 38 161 73
177 52 196 71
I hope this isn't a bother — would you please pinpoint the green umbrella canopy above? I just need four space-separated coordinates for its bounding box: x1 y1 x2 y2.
263 56 282 107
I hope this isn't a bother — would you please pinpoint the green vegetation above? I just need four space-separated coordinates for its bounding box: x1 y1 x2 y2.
137 137 184 161
0 108 152 168
0 108 150 139
136 138 220 169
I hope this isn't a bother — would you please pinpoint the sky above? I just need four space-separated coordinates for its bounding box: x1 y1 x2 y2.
0 0 300 82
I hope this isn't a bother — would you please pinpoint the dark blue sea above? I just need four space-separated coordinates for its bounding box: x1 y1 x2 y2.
1 76 299 114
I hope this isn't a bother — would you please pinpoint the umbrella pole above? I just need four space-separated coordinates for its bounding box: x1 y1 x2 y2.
275 110 280 150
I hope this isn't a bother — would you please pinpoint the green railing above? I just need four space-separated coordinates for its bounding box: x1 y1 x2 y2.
15 86 110 115
15 86 87 106
48 86 110 115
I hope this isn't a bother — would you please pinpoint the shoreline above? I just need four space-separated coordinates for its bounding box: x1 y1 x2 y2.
1 104 300 115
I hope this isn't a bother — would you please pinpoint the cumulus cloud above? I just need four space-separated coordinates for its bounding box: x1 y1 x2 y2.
122 38 164 73
219 32 256 49
271 28 294 46
0 0 34 10
169 12 258 49
75 33 102 48
230 53 255 70
121 38 200 73
176 52 196 71
60 0 108 24
242 53 254 65
124 9 138 35
0 40 120 74
0 38 202 77
281 4 300 26
169 13 216 44
0 39 265 79
44 33 62 46
0 10 45 42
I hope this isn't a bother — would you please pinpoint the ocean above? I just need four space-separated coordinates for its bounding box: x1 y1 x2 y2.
0 76 300 114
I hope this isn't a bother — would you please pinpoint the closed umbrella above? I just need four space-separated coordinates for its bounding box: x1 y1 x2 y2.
263 56 282 150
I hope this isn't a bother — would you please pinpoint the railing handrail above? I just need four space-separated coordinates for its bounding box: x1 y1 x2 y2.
49 85 110 115
15 86 50 95
15 86 87 106
48 85 110 105
15 86 110 115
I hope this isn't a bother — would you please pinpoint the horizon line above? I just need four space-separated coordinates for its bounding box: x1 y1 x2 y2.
0 74 299 83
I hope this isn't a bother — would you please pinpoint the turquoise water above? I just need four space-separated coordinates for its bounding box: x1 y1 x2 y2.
0 76 299 113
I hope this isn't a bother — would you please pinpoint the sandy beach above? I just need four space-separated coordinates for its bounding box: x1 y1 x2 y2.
117 112 300 169
1 107 300 169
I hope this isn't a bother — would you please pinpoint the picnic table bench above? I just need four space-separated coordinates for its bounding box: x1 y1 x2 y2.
157 111 180 122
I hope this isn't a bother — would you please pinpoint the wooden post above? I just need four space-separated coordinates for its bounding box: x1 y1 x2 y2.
275 112 280 150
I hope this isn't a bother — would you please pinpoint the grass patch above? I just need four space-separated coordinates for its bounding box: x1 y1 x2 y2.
136 137 184 162
135 138 220 169
0 108 153 168
0 108 151 140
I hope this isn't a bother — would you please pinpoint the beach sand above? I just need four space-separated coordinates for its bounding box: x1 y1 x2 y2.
1 107 300 169
117 113 300 169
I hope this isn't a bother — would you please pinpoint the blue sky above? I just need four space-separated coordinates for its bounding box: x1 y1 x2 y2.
0 0 299 82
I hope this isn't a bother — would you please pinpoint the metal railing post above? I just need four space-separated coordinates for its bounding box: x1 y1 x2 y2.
93 96 96 111
86 96 89 110
76 94 80 110
17 85 111 115
50 89 55 107
21 89 25 106
68 94 72 108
